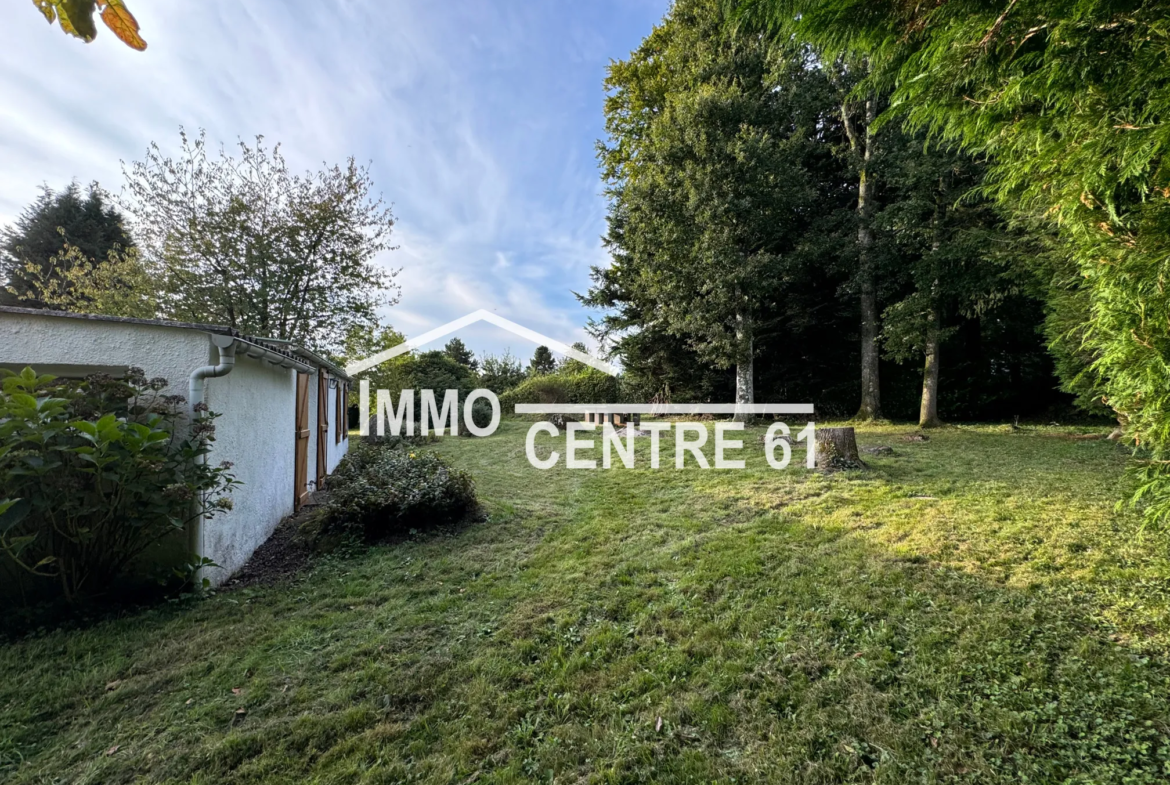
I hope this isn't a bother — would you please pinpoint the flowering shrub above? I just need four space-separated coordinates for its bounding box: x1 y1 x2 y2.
322 440 476 539
0 367 238 602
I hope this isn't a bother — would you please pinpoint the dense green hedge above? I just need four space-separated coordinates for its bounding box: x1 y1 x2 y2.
498 369 620 413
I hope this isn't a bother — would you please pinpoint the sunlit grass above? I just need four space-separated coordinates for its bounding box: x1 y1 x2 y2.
2 420 1169 783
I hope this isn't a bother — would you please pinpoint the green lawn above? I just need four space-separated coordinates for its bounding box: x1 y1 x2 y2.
3 421 1170 783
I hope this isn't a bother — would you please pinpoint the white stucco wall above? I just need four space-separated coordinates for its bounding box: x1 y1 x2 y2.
0 310 350 588
0 312 208 396
201 355 297 580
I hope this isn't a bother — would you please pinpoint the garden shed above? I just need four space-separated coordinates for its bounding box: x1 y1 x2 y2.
0 306 351 585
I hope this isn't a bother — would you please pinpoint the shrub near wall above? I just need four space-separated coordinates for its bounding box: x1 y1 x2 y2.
0 368 237 604
319 441 476 541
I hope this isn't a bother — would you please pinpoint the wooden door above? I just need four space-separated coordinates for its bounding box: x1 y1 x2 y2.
294 372 310 511
316 372 329 488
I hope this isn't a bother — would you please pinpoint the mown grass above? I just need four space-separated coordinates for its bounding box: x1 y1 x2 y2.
3 420 1170 783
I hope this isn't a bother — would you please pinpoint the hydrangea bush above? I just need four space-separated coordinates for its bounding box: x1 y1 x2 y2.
0 367 238 603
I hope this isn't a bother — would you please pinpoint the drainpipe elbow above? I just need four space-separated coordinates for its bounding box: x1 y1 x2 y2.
188 335 238 418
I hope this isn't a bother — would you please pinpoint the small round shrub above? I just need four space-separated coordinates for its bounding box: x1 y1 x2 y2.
323 441 476 540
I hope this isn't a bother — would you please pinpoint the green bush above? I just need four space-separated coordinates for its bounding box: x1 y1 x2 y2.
498 368 620 413
0 367 238 603
321 441 476 540
478 350 526 394
499 375 570 410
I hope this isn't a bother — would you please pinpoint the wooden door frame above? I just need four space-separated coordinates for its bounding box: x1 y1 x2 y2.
294 372 311 511
316 371 329 488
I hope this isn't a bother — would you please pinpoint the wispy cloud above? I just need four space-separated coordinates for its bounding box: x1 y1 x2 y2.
0 0 668 361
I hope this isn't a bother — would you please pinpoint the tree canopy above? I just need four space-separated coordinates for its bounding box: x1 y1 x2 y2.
120 129 399 353
442 338 478 372
15 241 160 319
340 322 408 397
591 0 831 416
589 0 1049 424
529 346 557 376
1 182 133 309
479 351 527 395
731 0 1170 519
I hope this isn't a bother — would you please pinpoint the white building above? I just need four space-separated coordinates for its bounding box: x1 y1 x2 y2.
0 306 352 585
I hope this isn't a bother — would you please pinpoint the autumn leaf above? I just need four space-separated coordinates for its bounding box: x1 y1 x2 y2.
30 0 146 50
31 0 56 24
97 0 146 51
59 0 97 41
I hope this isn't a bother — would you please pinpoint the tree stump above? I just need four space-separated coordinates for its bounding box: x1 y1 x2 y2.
815 427 866 470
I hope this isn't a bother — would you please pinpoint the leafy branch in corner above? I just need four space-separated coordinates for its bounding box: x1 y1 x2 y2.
31 0 146 51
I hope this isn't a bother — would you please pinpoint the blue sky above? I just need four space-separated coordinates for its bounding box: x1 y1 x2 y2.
0 0 669 361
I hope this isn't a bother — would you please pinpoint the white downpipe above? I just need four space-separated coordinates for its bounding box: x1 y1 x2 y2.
187 334 238 569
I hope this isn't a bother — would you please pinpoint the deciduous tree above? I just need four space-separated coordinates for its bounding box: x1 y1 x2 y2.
478 351 526 394
733 0 1170 518
16 240 161 319
340 322 408 397
121 129 399 353
594 0 832 420
876 138 1024 427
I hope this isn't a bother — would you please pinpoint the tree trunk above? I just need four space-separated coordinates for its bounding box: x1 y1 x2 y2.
815 426 865 470
920 302 942 428
919 194 945 429
854 96 881 420
734 311 754 423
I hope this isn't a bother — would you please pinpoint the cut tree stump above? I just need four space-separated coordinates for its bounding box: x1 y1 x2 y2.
815 427 866 470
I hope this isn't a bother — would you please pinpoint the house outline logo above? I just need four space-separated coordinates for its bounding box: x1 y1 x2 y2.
345 309 619 377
